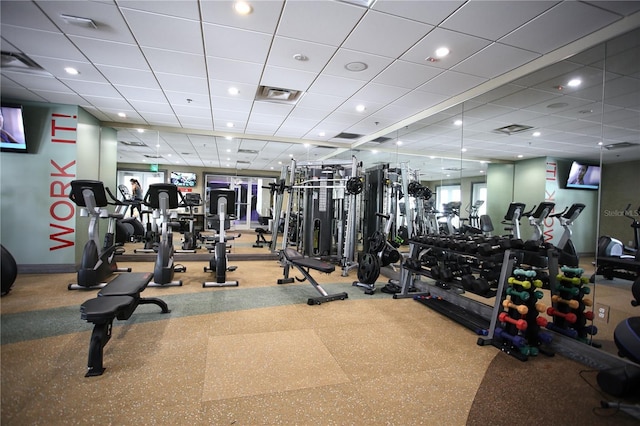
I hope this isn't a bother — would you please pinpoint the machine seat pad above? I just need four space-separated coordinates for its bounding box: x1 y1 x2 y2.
98 272 153 297
283 248 335 274
81 296 134 322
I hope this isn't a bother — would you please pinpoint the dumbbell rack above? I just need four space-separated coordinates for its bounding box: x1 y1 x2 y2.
546 265 597 344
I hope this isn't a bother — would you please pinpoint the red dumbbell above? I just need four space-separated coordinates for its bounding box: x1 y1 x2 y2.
536 316 548 327
499 312 528 331
547 307 577 323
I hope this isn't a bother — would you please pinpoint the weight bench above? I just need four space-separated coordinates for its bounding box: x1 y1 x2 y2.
253 227 271 248
80 272 170 377
278 248 348 305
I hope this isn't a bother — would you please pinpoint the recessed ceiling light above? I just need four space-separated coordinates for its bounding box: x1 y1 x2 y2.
568 78 582 87
517 154 524 158
461 148 467 152
234 1 252 15
318 132 326 137
137 129 144 133
117 112 126 118
64 67 79 75
226 149 231 152
396 140 403 145
356 104 366 112
226 122 234 128
304 143 310 148
167 154 172 157
435 47 450 57
454 119 462 126
372 150 378 154
345 61 368 72
533 131 541 137
228 87 239 95
225 136 232 140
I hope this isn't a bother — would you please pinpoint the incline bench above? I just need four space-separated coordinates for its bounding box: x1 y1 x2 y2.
278 248 348 305
80 272 170 377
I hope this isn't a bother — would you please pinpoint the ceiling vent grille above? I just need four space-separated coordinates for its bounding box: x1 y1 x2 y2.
255 86 303 104
119 140 147 147
334 132 362 140
371 136 393 143
144 154 163 159
236 160 251 164
238 149 259 154
603 142 638 150
493 124 534 135
1 51 49 75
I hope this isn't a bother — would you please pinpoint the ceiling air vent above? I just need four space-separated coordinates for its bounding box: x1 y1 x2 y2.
119 140 147 147
144 154 163 159
255 86 303 104
236 160 251 164
371 136 393 143
493 124 534 135
603 142 639 150
334 132 362 140
1 51 49 75
238 149 259 154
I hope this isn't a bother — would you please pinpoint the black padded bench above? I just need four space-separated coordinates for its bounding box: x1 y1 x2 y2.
278 248 348 305
80 272 170 377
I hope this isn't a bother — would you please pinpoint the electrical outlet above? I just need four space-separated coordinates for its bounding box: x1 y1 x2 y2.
595 303 610 323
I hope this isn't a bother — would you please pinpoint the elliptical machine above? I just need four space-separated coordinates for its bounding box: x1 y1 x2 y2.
203 189 239 287
68 180 131 290
144 183 186 287
594 204 640 282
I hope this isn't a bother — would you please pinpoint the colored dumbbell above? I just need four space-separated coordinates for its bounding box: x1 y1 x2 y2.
557 274 582 285
547 307 577 323
584 310 595 320
536 316 548 327
546 323 578 339
582 297 593 307
513 268 536 278
582 286 591 294
535 302 547 313
557 285 580 297
561 266 584 276
551 295 579 309
508 276 531 289
538 332 553 344
506 287 530 301
499 312 528 331
585 325 598 335
494 327 527 347
534 290 544 300
503 299 529 315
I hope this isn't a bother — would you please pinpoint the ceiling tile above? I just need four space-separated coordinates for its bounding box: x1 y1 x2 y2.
441 1 557 41
200 0 284 34
373 60 443 90
417 70 487 96
308 75 366 98
96 65 159 89
267 36 337 73
371 0 465 26
118 0 201 20
113 85 166 103
155 73 208 94
500 2 621 54
342 9 433 58
2 1 58 32
207 57 264 84
277 1 366 46
322 49 394 81
203 23 273 64
2 26 86 61
122 8 203 54
401 28 492 69
260 65 317 91
142 47 206 77
452 43 541 79
69 36 149 69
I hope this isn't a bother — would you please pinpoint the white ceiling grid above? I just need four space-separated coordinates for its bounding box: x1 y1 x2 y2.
0 0 638 176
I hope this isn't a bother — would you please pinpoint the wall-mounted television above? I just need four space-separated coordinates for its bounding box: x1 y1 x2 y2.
170 171 197 187
565 161 601 190
0 104 28 153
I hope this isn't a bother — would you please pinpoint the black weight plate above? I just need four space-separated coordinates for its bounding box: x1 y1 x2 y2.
357 253 380 284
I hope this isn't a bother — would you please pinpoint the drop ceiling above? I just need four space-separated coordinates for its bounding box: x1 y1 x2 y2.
1 0 639 179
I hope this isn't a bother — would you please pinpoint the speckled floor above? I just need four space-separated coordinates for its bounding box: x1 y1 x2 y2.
1 244 638 425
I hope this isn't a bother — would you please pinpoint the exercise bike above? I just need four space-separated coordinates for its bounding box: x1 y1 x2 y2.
175 192 202 253
144 183 186 287
203 188 239 287
67 180 131 290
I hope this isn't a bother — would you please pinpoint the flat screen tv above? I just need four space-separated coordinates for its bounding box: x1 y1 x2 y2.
170 171 197 187
566 161 600 190
0 104 28 153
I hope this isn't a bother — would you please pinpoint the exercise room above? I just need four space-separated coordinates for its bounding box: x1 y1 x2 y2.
1 1 639 424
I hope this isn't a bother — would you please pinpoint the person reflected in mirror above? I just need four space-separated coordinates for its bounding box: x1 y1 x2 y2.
130 179 143 218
